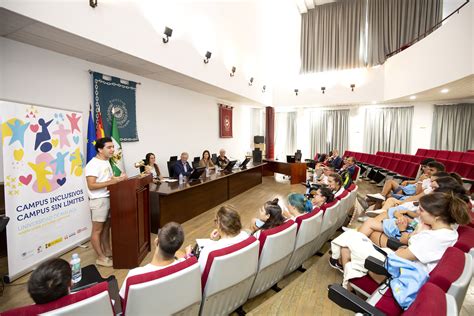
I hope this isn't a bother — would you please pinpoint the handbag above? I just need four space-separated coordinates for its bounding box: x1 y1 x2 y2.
384 252 429 309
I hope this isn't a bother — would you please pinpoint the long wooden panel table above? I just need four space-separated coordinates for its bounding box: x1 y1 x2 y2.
149 163 264 233
262 159 307 184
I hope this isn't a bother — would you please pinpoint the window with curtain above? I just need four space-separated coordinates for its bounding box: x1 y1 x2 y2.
431 103 474 151
363 106 413 154
309 109 349 158
274 112 297 160
301 0 442 72
300 0 367 73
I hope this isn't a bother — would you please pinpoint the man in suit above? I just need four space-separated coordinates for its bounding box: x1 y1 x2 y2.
173 152 193 177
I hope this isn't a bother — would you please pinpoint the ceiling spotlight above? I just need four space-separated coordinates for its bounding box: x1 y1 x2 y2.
441 88 449 94
372 101 377 104
89 0 98 8
294 89 299 96
350 84 355 92
249 77 254 86
230 66 236 77
163 27 173 43
410 95 417 100
321 86 326 94
204 51 212 64
262 85 266 93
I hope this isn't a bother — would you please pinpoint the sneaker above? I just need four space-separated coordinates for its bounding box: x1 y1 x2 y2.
367 193 386 201
357 195 370 210
96 257 113 267
357 216 369 222
341 226 353 232
329 257 344 273
366 209 386 217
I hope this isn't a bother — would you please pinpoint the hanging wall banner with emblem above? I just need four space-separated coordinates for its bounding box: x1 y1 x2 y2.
92 71 138 142
0 100 91 282
219 104 233 138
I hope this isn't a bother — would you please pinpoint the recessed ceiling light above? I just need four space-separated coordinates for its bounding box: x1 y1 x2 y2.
441 88 449 93
371 101 377 104
409 95 416 100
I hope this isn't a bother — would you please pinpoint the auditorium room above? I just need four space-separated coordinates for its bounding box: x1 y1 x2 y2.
0 0 473 315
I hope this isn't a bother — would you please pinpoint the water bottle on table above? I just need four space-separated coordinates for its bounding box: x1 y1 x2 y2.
70 253 82 283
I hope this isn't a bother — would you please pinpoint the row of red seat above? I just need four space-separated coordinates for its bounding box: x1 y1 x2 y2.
344 150 474 181
344 151 419 179
415 148 474 163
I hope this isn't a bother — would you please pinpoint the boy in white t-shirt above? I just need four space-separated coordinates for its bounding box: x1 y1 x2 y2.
85 137 126 267
119 222 185 298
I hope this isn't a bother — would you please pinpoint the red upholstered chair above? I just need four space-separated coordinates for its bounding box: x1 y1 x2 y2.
427 247 473 312
122 257 201 316
403 283 458 316
285 209 323 275
454 225 474 258
200 236 259 316
415 148 428 156
248 220 297 298
2 282 114 316
352 165 360 181
448 151 464 161
461 152 474 164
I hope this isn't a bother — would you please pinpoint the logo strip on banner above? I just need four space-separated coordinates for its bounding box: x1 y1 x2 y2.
0 100 91 282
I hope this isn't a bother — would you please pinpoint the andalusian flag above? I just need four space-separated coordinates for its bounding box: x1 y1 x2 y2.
110 110 125 176
86 107 97 163
96 111 105 139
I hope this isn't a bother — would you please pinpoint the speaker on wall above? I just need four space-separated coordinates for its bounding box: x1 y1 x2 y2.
254 135 265 144
252 148 262 163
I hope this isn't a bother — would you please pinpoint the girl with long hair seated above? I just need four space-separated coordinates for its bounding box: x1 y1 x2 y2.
143 152 163 181
251 198 286 238
284 193 313 219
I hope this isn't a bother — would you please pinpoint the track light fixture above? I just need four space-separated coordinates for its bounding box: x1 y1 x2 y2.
89 0 98 8
350 84 355 92
294 89 299 96
249 77 254 86
163 27 173 43
262 85 266 93
321 87 326 94
204 51 212 64
230 66 236 77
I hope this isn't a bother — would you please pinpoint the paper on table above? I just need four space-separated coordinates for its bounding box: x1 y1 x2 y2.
164 179 178 183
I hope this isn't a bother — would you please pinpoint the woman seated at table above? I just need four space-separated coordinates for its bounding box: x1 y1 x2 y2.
143 152 163 181
251 198 286 238
198 150 215 169
185 205 249 272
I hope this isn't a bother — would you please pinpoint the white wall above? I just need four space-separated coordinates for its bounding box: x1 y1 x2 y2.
1 0 270 105
0 37 252 180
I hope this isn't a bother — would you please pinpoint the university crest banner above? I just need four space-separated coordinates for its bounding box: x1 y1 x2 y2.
219 104 233 138
92 71 138 142
0 101 91 281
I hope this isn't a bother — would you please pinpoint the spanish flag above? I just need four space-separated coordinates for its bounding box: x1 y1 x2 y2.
96 110 105 139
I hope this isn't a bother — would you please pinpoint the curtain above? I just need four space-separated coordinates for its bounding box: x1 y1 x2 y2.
364 106 413 153
431 103 474 151
274 112 297 160
310 109 349 157
367 0 442 66
251 108 265 144
300 0 367 73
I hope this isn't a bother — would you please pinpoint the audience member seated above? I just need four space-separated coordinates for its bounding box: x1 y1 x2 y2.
172 152 193 177
185 205 249 272
328 173 345 198
250 198 286 238
198 150 215 169
328 149 342 170
119 222 185 298
28 258 72 304
216 149 230 169
284 193 313 219
143 152 163 181
339 157 357 178
310 187 335 211
366 160 445 203
330 192 471 291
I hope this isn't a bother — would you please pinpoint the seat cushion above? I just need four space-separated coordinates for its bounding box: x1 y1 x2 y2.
373 288 403 316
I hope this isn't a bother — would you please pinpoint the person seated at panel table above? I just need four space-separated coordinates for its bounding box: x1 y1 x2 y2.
143 152 163 181
199 150 215 169
172 152 193 177
27 258 72 304
216 149 230 169
119 222 185 298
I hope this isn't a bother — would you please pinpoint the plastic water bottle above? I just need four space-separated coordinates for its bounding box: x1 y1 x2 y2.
205 167 210 177
70 253 82 283
178 173 184 184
